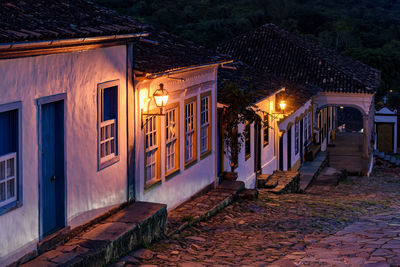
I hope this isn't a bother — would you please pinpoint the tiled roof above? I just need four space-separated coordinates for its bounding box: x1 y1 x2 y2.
0 0 146 43
218 24 381 93
218 61 318 113
133 26 229 74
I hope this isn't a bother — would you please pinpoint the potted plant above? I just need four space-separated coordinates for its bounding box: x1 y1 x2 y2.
220 81 262 181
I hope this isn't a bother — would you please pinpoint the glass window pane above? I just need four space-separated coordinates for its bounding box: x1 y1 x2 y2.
111 139 115 154
0 182 5 201
7 179 14 199
101 143 105 157
111 123 115 137
7 158 14 178
0 161 4 181
101 127 105 141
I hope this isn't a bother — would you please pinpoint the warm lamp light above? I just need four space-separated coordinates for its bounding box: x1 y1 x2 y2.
141 83 169 129
153 83 169 109
279 100 287 112
340 106 344 109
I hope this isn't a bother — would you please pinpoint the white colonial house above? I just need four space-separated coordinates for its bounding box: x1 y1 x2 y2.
132 28 230 209
0 1 152 264
218 24 380 182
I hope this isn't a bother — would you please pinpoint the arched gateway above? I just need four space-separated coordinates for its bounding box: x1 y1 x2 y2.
314 91 375 174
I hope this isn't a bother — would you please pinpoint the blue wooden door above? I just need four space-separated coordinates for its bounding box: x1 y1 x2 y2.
41 101 65 236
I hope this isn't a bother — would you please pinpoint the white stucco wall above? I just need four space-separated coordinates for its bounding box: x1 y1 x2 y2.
278 99 312 170
0 46 128 264
134 67 218 210
223 95 277 188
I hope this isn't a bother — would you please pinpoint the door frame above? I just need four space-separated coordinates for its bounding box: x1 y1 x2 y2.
36 93 67 240
376 122 395 153
300 119 304 164
254 120 262 173
287 127 292 170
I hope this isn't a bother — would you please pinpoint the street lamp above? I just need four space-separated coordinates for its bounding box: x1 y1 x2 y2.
279 100 287 113
141 83 169 129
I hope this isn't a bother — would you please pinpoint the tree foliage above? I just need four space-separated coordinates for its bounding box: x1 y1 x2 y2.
94 0 400 101
219 82 261 171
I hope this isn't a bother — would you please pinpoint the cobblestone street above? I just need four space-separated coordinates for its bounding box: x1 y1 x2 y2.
115 166 400 267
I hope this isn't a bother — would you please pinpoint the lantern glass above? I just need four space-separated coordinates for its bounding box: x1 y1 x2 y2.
279 100 286 111
153 84 168 108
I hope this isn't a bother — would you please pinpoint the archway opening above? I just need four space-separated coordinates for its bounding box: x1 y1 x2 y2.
337 107 363 133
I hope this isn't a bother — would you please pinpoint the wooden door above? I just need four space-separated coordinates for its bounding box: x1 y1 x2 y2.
41 100 65 237
377 123 394 153
279 134 284 171
287 127 292 170
254 120 262 173
300 119 304 164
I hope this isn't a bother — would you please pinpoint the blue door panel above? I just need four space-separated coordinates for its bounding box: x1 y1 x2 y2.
41 101 64 237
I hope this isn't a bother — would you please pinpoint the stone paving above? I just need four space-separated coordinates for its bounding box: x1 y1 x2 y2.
111 165 400 267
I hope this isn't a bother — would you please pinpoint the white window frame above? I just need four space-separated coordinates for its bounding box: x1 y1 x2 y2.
0 101 22 215
0 152 17 207
98 80 120 170
165 106 179 175
200 93 211 155
185 97 197 165
145 116 159 185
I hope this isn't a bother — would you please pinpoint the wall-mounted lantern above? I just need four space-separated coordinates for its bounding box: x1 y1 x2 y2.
141 83 169 129
279 100 287 113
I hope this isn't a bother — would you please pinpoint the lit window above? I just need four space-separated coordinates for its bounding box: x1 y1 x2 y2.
185 99 196 164
166 106 179 174
200 94 211 155
145 116 159 184
244 121 251 159
98 81 119 169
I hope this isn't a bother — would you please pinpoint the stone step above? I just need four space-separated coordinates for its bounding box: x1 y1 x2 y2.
264 171 300 194
21 202 167 267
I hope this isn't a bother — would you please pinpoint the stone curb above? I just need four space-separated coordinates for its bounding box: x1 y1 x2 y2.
166 181 245 237
167 194 234 237
20 202 167 267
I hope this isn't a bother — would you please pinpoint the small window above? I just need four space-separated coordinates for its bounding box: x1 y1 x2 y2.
98 81 119 169
304 117 307 146
263 113 269 146
200 93 211 155
244 121 251 159
145 116 160 185
0 108 19 210
295 121 299 155
185 98 197 165
165 106 179 175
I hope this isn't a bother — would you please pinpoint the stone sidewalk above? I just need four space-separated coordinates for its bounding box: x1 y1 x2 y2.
274 208 400 266
114 166 400 266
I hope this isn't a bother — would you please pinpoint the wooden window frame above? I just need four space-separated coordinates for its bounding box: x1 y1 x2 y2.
184 97 197 168
165 103 180 177
98 80 120 170
263 113 269 147
200 92 212 158
144 114 161 188
0 101 22 215
244 121 251 160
